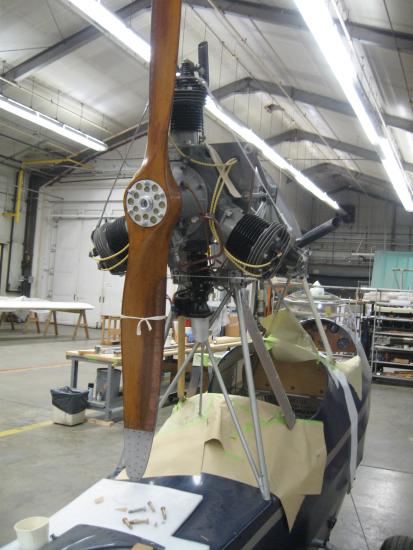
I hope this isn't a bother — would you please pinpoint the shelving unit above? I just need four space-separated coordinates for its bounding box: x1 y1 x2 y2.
368 300 413 386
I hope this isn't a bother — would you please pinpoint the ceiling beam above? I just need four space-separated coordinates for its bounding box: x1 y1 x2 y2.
330 183 399 206
191 1 413 53
299 163 400 206
3 0 413 84
300 162 393 197
41 121 397 193
42 121 149 187
40 123 398 212
2 0 151 82
0 153 22 170
214 77 413 135
0 132 53 156
104 122 149 153
269 128 413 172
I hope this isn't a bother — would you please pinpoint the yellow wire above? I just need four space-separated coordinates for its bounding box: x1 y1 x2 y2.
92 138 223 267
91 141 272 277
209 167 256 275
208 162 273 275
169 135 236 168
98 254 129 272
169 135 264 274
91 242 130 263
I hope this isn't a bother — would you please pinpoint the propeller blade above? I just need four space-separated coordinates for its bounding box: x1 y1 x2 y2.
121 0 182 480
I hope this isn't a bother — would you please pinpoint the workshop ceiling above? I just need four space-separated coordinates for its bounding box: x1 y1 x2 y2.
0 0 412 204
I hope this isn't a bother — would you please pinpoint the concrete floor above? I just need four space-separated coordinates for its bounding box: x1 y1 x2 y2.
0 324 412 548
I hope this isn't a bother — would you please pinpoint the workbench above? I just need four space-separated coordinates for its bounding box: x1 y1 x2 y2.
0 296 93 339
66 337 241 421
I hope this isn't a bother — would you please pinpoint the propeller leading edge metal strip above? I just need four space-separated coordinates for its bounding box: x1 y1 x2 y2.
121 0 182 480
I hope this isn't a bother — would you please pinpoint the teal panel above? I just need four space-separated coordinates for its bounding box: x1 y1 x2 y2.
371 250 413 289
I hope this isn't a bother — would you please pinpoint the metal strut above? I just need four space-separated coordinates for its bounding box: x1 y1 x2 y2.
158 286 299 501
158 343 200 409
234 287 271 500
205 339 267 498
159 290 231 406
238 291 296 429
164 308 174 344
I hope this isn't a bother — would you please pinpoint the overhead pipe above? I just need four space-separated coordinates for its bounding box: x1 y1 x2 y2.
2 168 24 223
5 172 19 293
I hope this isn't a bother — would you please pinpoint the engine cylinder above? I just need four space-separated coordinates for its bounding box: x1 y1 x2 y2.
90 217 128 275
225 213 292 277
171 60 207 136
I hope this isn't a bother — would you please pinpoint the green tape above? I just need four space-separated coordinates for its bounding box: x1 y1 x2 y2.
223 449 244 462
173 399 186 412
264 335 277 350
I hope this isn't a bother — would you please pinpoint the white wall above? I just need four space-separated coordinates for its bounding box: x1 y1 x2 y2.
33 178 126 327
0 166 27 295
32 174 180 327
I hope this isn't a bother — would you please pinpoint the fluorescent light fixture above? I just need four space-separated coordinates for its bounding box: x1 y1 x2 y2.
60 0 151 62
295 0 413 211
294 0 379 145
0 94 107 151
61 0 339 210
379 138 413 211
205 96 340 210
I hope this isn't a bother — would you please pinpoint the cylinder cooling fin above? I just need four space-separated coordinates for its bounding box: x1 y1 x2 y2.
90 216 128 275
225 213 292 278
171 60 207 135
225 214 269 263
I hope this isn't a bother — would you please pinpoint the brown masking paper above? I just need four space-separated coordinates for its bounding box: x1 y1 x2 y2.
262 309 363 399
143 393 326 529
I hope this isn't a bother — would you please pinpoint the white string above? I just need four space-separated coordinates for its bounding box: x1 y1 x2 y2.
121 314 167 336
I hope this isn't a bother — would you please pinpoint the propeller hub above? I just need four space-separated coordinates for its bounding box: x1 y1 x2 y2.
126 179 167 228
139 196 153 211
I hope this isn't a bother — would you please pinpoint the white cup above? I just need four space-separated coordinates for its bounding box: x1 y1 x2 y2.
14 516 49 550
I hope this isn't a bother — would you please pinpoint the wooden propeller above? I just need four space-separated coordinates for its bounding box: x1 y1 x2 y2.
121 0 182 480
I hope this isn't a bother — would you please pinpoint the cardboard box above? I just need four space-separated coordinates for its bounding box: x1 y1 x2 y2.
393 357 410 365
225 314 240 337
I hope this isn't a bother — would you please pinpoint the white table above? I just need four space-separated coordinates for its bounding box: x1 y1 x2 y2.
3 479 209 550
0 296 94 339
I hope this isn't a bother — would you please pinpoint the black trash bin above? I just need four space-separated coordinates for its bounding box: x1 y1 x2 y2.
51 386 88 425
